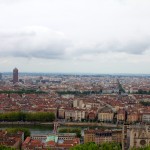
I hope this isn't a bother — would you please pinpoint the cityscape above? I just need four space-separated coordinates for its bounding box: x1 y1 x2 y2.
1 0 150 150
0 68 150 149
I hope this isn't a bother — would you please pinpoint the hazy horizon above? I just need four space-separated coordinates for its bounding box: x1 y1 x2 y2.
2 71 150 76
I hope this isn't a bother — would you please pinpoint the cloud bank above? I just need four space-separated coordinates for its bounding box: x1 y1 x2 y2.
0 26 150 61
0 26 70 59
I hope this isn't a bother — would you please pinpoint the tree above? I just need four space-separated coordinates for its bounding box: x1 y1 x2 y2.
70 142 99 150
70 142 121 150
0 145 15 150
0 112 55 122
130 146 150 150
140 101 150 106
6 128 30 139
59 128 81 138
99 142 121 150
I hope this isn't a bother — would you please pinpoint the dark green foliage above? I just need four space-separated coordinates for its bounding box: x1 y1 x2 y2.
0 145 15 150
57 90 102 95
70 142 121 150
6 128 30 139
0 112 55 122
59 128 81 138
98 142 121 150
25 112 55 122
140 101 150 106
70 142 99 150
135 89 150 95
130 146 150 150
0 89 47 94
0 123 53 130
118 82 125 93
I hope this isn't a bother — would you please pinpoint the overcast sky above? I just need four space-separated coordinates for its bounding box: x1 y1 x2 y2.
0 0 150 74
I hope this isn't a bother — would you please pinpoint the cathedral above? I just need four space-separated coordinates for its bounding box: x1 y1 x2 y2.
129 125 150 148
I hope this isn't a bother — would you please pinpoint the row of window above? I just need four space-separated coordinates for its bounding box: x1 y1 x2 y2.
95 133 112 136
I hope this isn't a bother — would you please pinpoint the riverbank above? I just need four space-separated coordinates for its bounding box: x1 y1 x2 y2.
43 122 122 128
0 123 53 130
0 121 53 125
0 121 122 129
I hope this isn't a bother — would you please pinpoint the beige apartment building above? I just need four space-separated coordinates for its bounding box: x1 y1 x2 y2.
98 106 114 122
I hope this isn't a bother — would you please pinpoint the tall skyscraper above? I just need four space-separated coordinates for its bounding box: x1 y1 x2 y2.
13 68 18 84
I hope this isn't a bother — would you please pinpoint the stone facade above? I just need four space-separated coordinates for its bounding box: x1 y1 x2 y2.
129 125 150 149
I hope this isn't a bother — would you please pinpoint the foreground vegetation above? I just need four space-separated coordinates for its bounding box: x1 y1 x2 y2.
130 146 150 150
70 142 121 150
70 142 150 150
0 112 55 122
0 145 15 150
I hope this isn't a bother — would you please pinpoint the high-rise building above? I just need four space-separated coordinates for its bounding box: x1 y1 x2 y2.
13 68 18 84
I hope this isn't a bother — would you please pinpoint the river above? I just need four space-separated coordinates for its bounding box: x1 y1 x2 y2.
0 125 85 136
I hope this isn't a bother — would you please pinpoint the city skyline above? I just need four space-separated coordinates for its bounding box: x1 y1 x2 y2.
0 0 150 74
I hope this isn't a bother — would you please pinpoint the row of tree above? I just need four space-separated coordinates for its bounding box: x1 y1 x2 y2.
6 128 30 139
0 145 15 150
58 128 81 138
57 90 102 95
70 142 121 150
0 112 55 122
0 89 47 94
140 101 150 106
117 80 125 93
135 89 150 95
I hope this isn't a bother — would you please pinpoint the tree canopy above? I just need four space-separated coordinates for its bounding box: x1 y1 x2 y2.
0 111 55 122
0 89 47 94
70 142 121 150
59 128 81 138
0 145 15 150
6 128 30 139
140 101 150 106
130 146 150 150
135 89 150 95
57 90 102 96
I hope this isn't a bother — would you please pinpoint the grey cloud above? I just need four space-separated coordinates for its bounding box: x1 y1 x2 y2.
0 26 150 61
74 38 150 57
117 41 150 54
0 26 70 59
